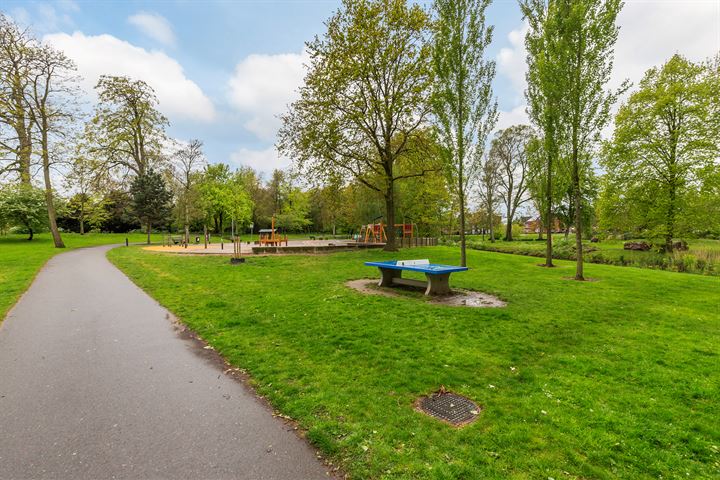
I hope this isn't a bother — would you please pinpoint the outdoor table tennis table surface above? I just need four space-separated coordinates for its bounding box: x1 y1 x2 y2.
364 260 469 274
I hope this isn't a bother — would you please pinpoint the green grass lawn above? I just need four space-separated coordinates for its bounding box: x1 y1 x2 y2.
457 235 720 275
108 245 720 479
0 232 162 322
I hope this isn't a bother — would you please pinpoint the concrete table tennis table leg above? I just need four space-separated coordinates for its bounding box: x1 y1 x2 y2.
378 267 402 287
376 267 451 296
424 272 451 295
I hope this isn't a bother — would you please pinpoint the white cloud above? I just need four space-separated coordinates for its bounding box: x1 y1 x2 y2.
229 146 291 175
43 31 215 122
497 21 529 107
496 104 530 133
496 1 720 134
227 50 309 141
612 0 720 91
128 11 176 47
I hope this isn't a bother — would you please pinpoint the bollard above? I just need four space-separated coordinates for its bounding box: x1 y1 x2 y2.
125 237 128 247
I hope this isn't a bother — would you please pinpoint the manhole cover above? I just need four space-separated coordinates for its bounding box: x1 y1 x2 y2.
417 391 481 426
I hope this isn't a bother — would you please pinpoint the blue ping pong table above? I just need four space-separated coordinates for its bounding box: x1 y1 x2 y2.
364 260 468 295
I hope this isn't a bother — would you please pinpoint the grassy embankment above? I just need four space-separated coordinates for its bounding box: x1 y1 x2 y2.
452 235 720 275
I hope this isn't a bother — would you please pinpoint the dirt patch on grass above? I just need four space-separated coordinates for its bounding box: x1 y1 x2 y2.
346 279 506 308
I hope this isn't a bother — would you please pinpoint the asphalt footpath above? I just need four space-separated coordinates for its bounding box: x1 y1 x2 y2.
0 245 330 480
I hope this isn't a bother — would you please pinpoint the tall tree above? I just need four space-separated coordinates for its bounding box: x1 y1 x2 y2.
278 0 435 251
0 14 34 185
25 43 80 248
603 55 719 251
130 168 172 244
490 125 534 241
432 0 497 266
521 0 568 267
173 139 206 244
477 153 500 242
87 75 168 177
554 0 624 280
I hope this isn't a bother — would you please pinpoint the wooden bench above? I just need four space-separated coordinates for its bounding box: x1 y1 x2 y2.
364 259 468 296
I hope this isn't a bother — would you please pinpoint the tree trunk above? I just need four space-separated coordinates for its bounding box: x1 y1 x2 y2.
505 187 513 241
79 203 85 235
12 82 32 185
184 197 190 245
146 221 151 244
505 214 513 242
489 212 495 243
27 227 33 241
41 128 64 248
204 224 208 249
544 154 553 267
572 155 584 280
665 181 676 253
383 181 397 252
458 181 467 267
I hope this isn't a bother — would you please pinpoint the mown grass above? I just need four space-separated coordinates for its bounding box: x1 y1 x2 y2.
108 245 720 479
0 232 161 321
453 236 720 275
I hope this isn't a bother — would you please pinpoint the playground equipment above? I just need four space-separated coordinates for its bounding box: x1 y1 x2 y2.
357 217 417 244
257 215 288 246
359 222 387 243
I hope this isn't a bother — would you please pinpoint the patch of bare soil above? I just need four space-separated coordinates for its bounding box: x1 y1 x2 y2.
346 279 506 308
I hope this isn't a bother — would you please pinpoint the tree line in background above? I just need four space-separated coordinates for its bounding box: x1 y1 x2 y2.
280 0 719 278
1 2 719 279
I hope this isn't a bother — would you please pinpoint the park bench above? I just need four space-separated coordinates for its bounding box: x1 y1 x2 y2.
364 259 468 296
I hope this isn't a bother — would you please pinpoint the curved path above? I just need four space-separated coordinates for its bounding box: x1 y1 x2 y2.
0 245 330 480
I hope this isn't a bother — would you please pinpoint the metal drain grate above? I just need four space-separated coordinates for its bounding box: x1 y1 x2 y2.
417 391 481 426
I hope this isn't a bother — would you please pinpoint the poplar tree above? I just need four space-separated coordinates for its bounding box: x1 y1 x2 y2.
555 0 624 280
521 0 566 267
522 0 624 277
432 0 497 266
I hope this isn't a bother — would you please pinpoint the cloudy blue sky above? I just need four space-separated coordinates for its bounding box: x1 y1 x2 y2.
4 0 719 178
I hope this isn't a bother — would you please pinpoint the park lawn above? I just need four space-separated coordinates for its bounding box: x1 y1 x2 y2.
0 232 162 322
108 246 720 479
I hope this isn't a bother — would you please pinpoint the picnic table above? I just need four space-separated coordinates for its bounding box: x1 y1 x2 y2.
364 259 468 296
